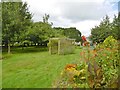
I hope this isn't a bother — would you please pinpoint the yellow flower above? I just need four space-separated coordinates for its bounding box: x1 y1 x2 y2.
61 71 63 75
66 68 71 71
78 84 81 86
74 83 77 87
73 78 75 80
80 77 86 80
80 69 86 73
76 71 80 76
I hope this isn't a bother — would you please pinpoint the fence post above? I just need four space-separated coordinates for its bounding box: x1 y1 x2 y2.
58 39 60 55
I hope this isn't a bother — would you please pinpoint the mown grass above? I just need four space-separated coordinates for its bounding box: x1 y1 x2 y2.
2 46 82 88
0 49 2 89
0 60 2 89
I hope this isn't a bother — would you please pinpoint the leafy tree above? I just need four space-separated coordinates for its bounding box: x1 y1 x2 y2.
110 13 120 40
43 14 49 23
53 27 82 42
52 27 66 38
27 22 54 46
0 3 2 46
2 2 32 53
90 15 119 43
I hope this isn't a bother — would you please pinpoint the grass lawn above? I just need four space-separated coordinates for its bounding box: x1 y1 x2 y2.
0 60 2 89
0 50 2 88
2 46 82 88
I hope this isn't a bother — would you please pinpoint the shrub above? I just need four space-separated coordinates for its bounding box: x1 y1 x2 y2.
53 37 119 88
90 37 119 88
53 63 89 88
103 36 118 49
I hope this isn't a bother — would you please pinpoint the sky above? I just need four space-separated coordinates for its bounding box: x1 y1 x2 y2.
22 0 119 37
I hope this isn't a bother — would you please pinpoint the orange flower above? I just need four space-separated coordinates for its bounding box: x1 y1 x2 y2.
83 41 90 46
65 64 77 70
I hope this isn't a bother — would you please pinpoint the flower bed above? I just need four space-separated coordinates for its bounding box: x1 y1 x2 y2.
53 36 119 88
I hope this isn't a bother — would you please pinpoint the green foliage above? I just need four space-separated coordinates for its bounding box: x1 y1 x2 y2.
110 15 119 40
91 38 119 88
0 3 2 46
53 63 89 88
2 2 32 42
95 48 119 87
2 2 32 53
52 28 65 38
27 22 54 45
1 2 82 48
53 27 82 42
91 15 120 43
103 36 118 49
48 38 58 46
96 36 118 51
43 13 50 23
54 38 119 88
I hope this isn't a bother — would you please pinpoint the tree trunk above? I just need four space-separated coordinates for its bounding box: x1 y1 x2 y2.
5 41 8 48
22 46 24 50
8 40 10 54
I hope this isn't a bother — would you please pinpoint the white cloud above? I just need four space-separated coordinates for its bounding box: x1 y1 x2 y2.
69 20 100 37
22 0 118 37
108 10 118 22
58 2 110 22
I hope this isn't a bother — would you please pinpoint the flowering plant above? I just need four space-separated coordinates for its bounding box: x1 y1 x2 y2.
53 36 119 88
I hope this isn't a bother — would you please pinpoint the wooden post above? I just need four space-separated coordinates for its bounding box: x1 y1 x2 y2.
58 39 60 55
49 39 51 54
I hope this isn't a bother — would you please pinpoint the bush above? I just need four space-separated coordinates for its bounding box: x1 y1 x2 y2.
53 37 119 88
94 37 119 88
53 63 89 88
103 36 118 49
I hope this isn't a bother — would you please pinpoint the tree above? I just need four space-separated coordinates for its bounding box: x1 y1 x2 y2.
118 12 120 40
43 14 49 23
2 2 32 53
91 14 120 43
110 13 120 40
27 22 54 46
53 27 82 42
0 3 2 46
90 15 116 43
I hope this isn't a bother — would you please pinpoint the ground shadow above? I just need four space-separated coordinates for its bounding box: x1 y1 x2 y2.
2 46 49 54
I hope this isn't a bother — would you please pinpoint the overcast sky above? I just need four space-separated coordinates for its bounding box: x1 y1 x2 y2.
22 0 119 37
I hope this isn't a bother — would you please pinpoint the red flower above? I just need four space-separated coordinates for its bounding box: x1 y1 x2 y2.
82 35 87 41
